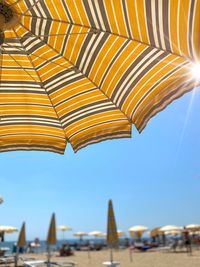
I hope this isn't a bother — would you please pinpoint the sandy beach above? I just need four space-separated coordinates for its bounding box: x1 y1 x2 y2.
13 249 200 267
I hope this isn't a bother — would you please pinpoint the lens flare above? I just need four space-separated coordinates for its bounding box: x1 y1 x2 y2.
191 63 200 80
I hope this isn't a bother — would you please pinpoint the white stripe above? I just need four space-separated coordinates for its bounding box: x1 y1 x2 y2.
158 1 166 50
151 0 159 47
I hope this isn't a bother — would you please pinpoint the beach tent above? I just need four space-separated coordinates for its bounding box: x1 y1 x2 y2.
0 1 199 154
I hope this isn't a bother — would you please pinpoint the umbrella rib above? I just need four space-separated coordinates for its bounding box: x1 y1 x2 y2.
19 22 132 124
1 46 39 84
13 28 68 141
4 42 74 70
10 31 99 38
14 13 192 61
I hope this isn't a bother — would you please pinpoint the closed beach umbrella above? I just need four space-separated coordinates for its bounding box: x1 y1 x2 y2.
0 1 199 155
107 200 118 248
47 213 56 246
46 213 56 266
17 222 26 248
15 222 26 267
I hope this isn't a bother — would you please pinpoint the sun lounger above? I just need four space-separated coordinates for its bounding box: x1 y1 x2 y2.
23 260 77 267
0 256 15 266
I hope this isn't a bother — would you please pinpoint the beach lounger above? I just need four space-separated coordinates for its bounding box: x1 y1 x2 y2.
0 256 15 266
23 260 77 267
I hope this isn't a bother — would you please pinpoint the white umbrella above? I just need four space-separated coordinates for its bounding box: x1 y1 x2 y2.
0 226 18 233
88 231 103 237
186 224 200 232
129 225 148 232
129 225 148 238
74 232 88 241
159 225 183 233
57 225 72 231
117 230 126 237
57 225 72 240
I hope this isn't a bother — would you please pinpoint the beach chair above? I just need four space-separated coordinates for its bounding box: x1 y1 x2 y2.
0 256 15 266
23 260 77 267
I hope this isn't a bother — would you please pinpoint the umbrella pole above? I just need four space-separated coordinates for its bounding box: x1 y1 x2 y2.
47 245 51 267
14 252 18 267
129 248 133 262
110 247 113 263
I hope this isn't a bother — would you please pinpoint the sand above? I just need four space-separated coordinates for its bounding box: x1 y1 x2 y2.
14 248 200 267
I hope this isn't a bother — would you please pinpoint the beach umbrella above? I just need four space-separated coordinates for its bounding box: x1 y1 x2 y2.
107 200 118 263
0 1 199 155
150 227 161 238
88 231 104 237
0 226 17 242
57 225 72 241
160 225 183 233
0 196 3 204
117 230 126 237
129 225 148 239
46 213 56 266
15 222 26 267
186 224 200 232
74 231 88 241
17 222 26 248
0 226 18 233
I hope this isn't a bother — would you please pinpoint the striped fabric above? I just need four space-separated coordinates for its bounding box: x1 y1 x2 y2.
107 199 118 247
1 0 200 153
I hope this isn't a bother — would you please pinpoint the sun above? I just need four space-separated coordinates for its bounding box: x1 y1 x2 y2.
191 63 200 81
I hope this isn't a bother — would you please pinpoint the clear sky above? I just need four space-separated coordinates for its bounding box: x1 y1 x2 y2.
0 87 200 242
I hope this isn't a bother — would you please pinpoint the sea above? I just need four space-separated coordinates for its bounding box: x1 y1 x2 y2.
0 238 127 254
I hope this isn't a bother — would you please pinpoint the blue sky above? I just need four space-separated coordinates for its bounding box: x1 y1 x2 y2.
0 87 200 241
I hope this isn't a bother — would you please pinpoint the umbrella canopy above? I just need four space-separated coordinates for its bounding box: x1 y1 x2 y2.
0 1 199 154
186 224 200 232
117 230 126 237
150 227 161 238
57 225 72 231
88 231 104 237
160 225 183 233
129 225 148 238
46 213 56 246
0 226 18 233
74 232 88 237
0 196 3 204
17 222 26 247
107 200 118 247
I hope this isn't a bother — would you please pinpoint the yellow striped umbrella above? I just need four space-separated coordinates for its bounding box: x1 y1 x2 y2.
0 1 200 154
